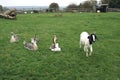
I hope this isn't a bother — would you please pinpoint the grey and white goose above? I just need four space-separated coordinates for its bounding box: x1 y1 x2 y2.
10 32 18 43
23 39 38 50
31 34 39 43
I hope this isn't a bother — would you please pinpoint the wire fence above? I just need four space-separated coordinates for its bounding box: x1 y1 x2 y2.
1 7 120 14
19 8 120 13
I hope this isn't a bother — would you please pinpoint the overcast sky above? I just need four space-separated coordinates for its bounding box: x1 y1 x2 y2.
1 0 100 6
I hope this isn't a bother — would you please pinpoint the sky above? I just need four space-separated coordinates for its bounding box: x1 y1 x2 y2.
1 0 100 7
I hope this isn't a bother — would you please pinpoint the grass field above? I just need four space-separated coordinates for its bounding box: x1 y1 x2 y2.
0 12 120 80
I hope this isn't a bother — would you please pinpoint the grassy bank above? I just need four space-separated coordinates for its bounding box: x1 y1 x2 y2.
0 12 120 80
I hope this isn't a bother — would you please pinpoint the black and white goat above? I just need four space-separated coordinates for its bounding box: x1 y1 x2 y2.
80 31 97 57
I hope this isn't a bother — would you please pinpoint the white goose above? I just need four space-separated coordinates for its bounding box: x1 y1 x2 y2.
49 35 61 51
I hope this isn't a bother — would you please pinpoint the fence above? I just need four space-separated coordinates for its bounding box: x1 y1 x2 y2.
108 8 120 12
10 8 120 14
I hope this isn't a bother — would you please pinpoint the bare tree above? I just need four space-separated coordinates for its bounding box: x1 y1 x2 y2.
101 0 109 4
67 3 78 9
49 2 59 12
66 3 78 12
0 5 3 12
82 0 93 8
101 0 120 8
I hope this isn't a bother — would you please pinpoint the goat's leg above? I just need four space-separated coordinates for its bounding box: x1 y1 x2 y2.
79 41 82 48
89 45 93 56
84 46 88 57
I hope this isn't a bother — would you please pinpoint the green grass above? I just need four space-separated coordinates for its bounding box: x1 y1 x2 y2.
0 12 120 80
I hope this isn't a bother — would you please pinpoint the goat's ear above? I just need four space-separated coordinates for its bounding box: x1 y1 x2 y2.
95 35 98 40
88 36 90 39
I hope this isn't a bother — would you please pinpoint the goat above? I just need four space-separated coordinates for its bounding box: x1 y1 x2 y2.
80 31 97 57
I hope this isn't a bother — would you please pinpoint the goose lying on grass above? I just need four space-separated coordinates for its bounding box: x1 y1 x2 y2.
10 32 18 43
23 38 38 51
49 35 61 51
